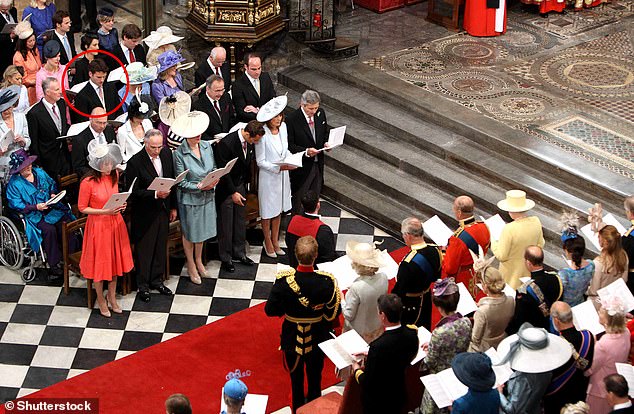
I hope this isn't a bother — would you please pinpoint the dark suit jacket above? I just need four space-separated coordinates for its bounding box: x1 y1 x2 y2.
26 99 71 179
611 407 634 414
213 130 254 203
125 147 176 243
41 30 76 65
356 325 419 414
286 107 328 193
231 72 276 122
192 92 235 141
72 82 123 122
71 126 116 177
108 43 147 70
71 56 90 87
194 59 231 90
0 8 18 74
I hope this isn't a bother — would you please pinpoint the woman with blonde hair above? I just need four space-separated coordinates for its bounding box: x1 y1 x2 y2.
2 66 30 113
342 241 389 343
468 256 515 352
585 296 630 414
587 225 629 309
560 401 590 414
22 0 55 55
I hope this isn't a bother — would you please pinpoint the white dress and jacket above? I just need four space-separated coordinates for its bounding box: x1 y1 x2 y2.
342 271 389 343
116 118 153 164
0 112 31 170
255 123 292 219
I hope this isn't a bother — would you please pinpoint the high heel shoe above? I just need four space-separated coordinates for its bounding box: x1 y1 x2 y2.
264 247 277 258
98 301 111 318
187 264 202 285
107 296 122 314
274 247 286 256
196 263 208 278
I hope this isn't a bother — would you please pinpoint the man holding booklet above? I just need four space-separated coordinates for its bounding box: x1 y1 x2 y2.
264 236 341 412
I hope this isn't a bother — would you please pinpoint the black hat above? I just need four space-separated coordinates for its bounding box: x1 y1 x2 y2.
451 352 496 392
98 7 114 17
42 40 60 59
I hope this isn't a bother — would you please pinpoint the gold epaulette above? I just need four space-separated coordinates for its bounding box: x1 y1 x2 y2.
453 227 463 237
406 324 418 331
404 250 417 263
316 270 336 281
276 269 296 279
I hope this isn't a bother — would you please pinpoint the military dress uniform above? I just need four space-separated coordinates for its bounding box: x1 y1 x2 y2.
623 220 634 294
442 216 491 297
391 243 442 330
264 264 341 411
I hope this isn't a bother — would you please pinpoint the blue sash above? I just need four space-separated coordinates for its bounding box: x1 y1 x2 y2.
411 251 434 277
457 229 479 255
546 330 592 395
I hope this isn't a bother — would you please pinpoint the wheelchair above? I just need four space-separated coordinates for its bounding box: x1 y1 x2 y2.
0 167 49 283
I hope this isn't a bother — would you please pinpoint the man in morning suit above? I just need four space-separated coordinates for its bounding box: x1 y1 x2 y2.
27 78 71 179
543 301 595 413
108 23 147 71
285 190 336 269
126 129 177 302
72 59 123 122
194 46 231 91
622 196 634 293
442 196 491 297
213 121 264 272
391 217 442 329
506 246 562 335
353 294 419 414
286 90 328 213
192 75 235 142
42 10 76 65
265 236 341 412
0 1 18 74
71 107 116 177
231 52 276 123
606 374 634 413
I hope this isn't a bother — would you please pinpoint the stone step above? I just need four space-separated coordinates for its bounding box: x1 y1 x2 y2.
278 64 626 217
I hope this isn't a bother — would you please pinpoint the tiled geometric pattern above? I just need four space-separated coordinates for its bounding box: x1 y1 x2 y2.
0 200 403 403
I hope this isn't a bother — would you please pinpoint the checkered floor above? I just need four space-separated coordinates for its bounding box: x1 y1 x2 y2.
0 200 404 403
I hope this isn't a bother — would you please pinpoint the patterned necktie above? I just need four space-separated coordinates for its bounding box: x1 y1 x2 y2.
213 100 221 116
129 49 135 63
51 104 61 132
97 86 104 105
308 117 315 139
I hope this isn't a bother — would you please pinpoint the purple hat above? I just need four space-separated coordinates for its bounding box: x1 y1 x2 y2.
433 277 459 297
157 50 193 73
9 149 37 175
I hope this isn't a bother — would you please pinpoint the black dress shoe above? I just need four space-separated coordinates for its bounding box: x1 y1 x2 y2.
139 290 151 302
154 284 173 296
233 256 254 266
221 261 235 272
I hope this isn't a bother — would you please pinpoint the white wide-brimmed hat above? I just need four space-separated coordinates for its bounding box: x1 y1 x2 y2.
496 323 571 373
159 91 191 126
87 140 123 173
171 111 210 139
256 95 288 123
497 190 535 213
346 241 386 268
143 26 184 51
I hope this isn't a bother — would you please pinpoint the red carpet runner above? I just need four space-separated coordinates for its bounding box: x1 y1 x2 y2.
2 247 412 413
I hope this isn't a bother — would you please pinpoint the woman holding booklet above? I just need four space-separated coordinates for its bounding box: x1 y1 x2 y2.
255 95 294 259
586 225 629 309
78 140 133 318
172 111 219 284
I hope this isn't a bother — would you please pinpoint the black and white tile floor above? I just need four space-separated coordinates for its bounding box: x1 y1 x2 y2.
0 200 404 404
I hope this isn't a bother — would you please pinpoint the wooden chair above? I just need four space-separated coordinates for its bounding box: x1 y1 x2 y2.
58 173 79 216
62 217 131 308
245 193 260 228
165 220 184 280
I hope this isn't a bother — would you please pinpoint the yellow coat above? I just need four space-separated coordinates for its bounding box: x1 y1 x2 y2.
491 216 545 289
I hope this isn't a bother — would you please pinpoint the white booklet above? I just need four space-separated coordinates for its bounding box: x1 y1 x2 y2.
45 190 66 206
597 278 634 312
273 151 304 168
476 282 516 298
0 129 14 152
102 178 136 210
317 249 398 292
483 214 506 242
580 213 627 251
220 390 268 414
198 157 238 189
147 169 189 191
57 121 90 141
411 326 432 365
456 282 478 316
571 300 605 336
318 329 369 370
616 363 634 398
423 215 453 247
485 348 514 387
317 125 346 152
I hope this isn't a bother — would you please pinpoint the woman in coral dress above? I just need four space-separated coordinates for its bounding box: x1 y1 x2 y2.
78 140 133 318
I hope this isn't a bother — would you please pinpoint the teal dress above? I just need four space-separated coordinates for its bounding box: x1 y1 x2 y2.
173 140 217 243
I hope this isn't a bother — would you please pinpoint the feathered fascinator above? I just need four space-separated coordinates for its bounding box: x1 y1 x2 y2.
559 211 579 243
587 203 605 233
469 246 495 276
599 294 626 316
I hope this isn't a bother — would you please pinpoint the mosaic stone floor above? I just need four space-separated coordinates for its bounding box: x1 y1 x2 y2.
363 1 634 179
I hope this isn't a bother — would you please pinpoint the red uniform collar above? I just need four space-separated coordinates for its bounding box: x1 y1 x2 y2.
296 265 314 272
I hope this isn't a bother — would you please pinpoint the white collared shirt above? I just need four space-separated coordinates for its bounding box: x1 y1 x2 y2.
208 57 222 78
55 30 72 58
89 125 106 143
614 402 633 410
384 324 402 331
2 11 14 24
89 80 105 106
301 106 312 125
245 71 259 92
120 42 134 64
42 99 62 132
206 91 220 116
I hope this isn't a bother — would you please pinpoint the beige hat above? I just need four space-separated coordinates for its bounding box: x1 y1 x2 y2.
14 20 34 40
143 26 184 51
158 91 191 126
497 190 535 213
346 241 386 269
496 323 571 373
256 95 287 123
87 140 123 173
171 111 210 139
